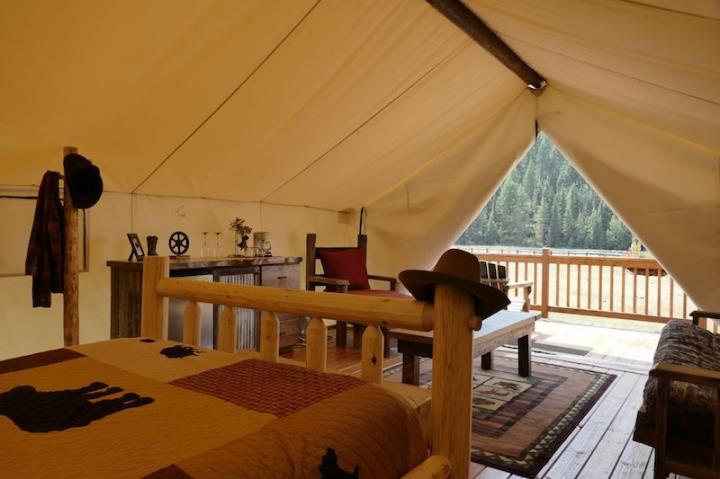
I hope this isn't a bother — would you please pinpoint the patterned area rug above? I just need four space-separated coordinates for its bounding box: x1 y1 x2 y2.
385 356 615 477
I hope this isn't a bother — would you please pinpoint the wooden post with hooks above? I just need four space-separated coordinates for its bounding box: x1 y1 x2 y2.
63 146 80 346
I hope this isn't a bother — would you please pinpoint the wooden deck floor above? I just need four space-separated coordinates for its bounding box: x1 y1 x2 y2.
284 319 689 479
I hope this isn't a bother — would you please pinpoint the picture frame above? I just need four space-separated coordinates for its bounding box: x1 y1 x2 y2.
127 233 145 262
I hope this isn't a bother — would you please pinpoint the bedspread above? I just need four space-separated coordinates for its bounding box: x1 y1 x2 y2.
0 338 426 478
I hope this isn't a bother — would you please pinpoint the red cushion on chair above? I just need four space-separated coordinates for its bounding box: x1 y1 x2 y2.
318 248 370 290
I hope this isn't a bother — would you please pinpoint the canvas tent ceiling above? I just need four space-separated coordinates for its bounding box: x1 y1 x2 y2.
0 0 718 346
2 0 525 205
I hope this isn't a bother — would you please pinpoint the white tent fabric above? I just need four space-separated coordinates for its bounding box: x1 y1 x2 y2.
538 88 720 309
460 0 720 310
464 0 720 148
368 0 720 307
365 91 535 276
0 0 718 357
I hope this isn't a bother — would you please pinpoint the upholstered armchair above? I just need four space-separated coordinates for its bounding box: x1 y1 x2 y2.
634 310 720 479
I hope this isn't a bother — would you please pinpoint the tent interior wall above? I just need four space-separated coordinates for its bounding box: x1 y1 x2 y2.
0 0 718 358
0 193 357 359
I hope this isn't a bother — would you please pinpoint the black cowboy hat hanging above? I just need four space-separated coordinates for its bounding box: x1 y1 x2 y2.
63 153 103 209
399 249 510 319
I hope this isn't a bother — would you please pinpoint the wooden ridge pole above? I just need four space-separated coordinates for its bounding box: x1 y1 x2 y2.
426 0 546 92
63 146 79 346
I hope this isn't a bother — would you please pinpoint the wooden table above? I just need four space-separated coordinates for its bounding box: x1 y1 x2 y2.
388 310 539 386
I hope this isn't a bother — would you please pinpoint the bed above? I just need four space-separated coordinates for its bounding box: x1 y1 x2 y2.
1 339 425 478
1 256 481 478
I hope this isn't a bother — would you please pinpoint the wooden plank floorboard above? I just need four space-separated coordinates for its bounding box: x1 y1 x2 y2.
525 427 582 479
531 365 633 478
581 374 647 478
497 347 649 375
476 467 512 479
611 439 653 479
470 462 486 478
544 372 642 478
642 451 654 479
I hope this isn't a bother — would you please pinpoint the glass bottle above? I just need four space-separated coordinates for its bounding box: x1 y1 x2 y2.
214 232 223 257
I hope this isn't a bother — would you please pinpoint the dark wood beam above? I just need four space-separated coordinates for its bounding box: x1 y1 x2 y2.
427 0 546 91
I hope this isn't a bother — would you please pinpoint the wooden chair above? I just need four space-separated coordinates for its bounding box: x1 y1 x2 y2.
306 233 398 356
478 261 532 312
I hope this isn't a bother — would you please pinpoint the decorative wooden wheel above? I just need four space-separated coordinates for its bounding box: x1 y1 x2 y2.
168 231 190 256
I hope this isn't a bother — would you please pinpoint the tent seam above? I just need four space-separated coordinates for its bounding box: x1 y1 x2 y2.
129 191 346 214
364 87 530 208
494 31 720 108
130 0 323 194
466 1 719 104
0 184 350 214
545 85 720 154
619 0 720 20
259 38 473 203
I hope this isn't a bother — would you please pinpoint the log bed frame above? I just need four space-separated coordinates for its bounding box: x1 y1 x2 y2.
141 255 480 479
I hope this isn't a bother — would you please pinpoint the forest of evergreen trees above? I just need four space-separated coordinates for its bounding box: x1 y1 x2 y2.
457 134 633 250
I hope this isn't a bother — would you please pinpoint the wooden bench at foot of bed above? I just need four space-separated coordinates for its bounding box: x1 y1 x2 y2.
140 256 486 479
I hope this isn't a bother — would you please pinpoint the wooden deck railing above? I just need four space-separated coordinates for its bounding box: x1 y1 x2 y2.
140 256 478 479
474 249 697 324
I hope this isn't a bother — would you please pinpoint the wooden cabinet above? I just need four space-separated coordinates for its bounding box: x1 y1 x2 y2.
278 316 302 351
261 264 300 289
108 257 303 352
109 266 143 338
259 263 303 350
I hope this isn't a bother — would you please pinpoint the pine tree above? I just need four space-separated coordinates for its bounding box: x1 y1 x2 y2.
534 197 549 245
455 133 634 250
607 216 632 250
588 207 603 249
562 185 577 246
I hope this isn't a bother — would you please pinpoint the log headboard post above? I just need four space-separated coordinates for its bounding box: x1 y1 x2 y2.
141 256 169 339
431 283 475 479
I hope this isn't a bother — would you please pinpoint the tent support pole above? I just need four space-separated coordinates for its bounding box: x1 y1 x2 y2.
426 0 546 92
63 146 80 346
